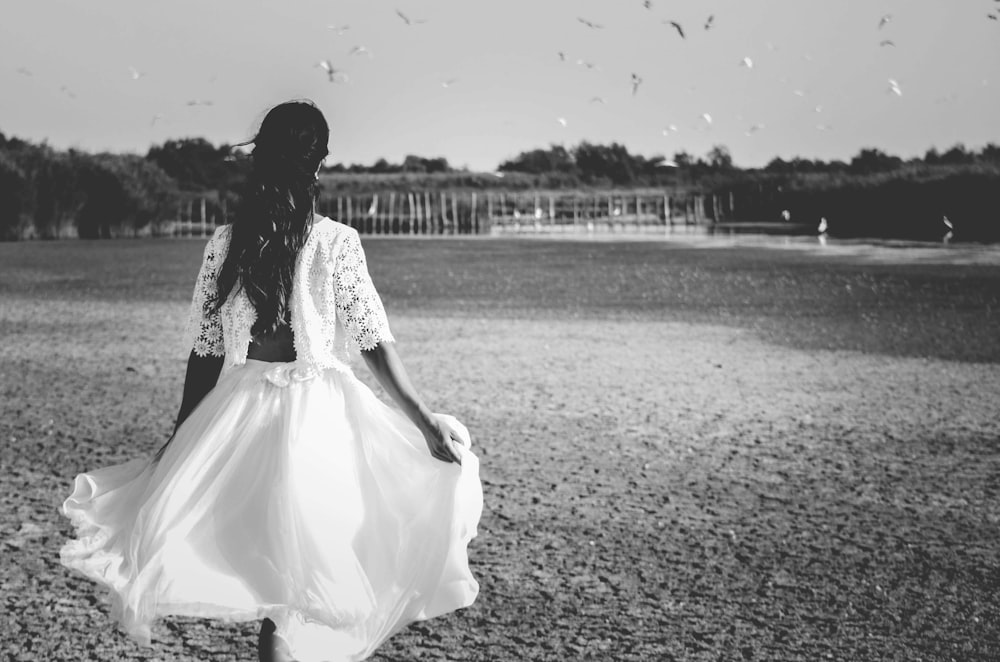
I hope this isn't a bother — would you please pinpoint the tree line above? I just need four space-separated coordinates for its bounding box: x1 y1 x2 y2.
1 130 998 240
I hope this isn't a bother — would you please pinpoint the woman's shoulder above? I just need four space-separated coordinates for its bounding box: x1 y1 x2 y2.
210 223 232 244
310 215 360 246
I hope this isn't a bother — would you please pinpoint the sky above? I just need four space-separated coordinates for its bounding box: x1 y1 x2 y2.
2 0 999 171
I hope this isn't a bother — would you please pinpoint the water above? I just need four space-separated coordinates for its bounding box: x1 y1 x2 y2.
488 223 1000 266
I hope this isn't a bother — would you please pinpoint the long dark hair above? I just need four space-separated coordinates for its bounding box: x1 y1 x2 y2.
213 100 329 336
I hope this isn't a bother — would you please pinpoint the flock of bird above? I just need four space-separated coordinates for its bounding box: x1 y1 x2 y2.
305 3 996 140
9 3 1000 150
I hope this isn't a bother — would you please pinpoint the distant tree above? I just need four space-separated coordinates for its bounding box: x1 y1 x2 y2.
401 154 428 173
423 156 451 173
979 142 1000 164
498 144 575 175
706 145 734 170
146 138 245 191
573 142 638 184
371 158 400 174
673 151 696 169
849 148 902 174
924 147 941 165
0 151 27 239
939 143 973 165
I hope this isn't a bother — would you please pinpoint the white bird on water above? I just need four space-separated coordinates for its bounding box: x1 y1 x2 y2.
818 217 828 234
942 216 954 243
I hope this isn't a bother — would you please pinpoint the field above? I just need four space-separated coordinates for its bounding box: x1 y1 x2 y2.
1 235 999 661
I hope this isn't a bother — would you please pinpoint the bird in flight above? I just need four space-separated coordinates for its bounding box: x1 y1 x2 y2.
557 117 568 127
745 123 765 135
740 57 753 69
395 10 427 25
186 99 213 106
702 113 713 125
128 66 144 80
704 15 715 30
577 17 603 29
316 60 349 83
664 20 685 38
643 0 653 9
888 78 902 96
589 96 606 104
878 14 892 29
880 39 895 47
326 24 350 35
631 73 643 96
16 66 32 76
349 45 373 58
441 78 458 88
150 114 164 127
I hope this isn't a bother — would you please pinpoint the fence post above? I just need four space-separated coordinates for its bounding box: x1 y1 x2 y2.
423 191 431 234
471 192 478 234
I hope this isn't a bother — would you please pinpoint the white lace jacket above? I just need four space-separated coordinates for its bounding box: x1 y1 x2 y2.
185 217 394 375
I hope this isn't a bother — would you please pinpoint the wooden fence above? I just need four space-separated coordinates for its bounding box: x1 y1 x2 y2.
163 190 729 238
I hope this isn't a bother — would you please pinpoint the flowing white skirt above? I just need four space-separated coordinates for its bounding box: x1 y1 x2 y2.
59 359 482 662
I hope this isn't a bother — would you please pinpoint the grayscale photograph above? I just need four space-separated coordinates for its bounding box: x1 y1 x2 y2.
1 1 999 661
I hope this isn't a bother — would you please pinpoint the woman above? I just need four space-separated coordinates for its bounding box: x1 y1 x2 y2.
59 100 482 662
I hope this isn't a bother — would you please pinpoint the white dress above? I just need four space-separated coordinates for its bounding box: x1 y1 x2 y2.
59 217 483 662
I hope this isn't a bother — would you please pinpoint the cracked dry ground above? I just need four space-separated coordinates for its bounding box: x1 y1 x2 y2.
1 238 999 661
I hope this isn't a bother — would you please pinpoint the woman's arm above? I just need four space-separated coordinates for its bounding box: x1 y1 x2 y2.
362 341 463 465
154 351 224 462
173 351 225 434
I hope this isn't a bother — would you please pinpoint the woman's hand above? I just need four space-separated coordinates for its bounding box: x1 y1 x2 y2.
361 342 468 466
420 414 467 465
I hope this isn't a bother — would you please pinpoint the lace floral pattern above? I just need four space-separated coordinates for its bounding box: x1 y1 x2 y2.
331 230 394 352
184 220 392 372
185 227 228 358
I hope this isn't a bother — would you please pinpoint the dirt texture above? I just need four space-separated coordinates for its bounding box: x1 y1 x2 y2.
1 237 999 661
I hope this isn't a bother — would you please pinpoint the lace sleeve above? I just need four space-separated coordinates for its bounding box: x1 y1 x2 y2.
184 232 226 357
332 229 394 351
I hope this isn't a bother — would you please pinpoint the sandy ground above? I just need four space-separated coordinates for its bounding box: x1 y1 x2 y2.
1 238 999 661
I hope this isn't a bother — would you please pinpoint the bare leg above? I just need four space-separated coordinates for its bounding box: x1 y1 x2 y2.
258 618 297 662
